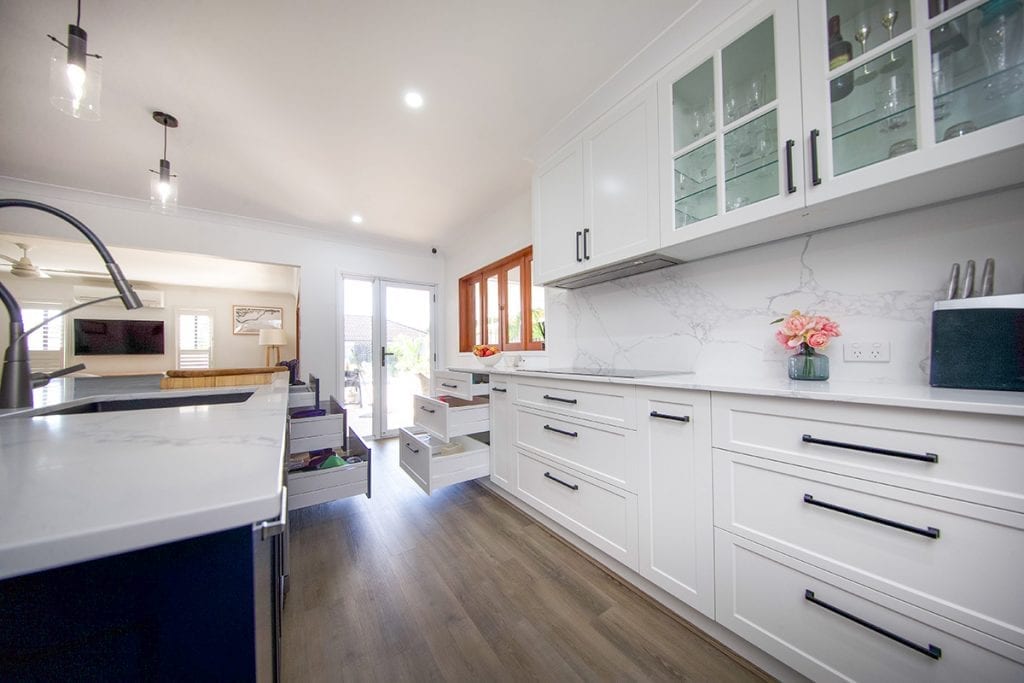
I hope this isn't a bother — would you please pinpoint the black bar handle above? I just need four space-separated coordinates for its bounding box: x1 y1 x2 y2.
544 471 580 491
650 410 690 423
405 443 420 454
491 387 507 393
419 406 436 414
810 129 822 186
576 231 583 263
543 424 578 438
805 590 942 660
803 494 940 539
543 394 577 405
583 228 590 260
802 434 938 463
440 383 458 388
785 139 797 194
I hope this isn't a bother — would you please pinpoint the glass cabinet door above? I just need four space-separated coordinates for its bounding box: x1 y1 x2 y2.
930 0 1024 142
667 0 803 239
804 0 1024 197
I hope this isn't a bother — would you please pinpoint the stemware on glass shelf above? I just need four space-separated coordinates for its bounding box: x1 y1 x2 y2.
671 58 715 150
724 110 779 212
722 16 777 125
930 0 1024 142
854 24 877 83
674 141 716 228
830 41 917 176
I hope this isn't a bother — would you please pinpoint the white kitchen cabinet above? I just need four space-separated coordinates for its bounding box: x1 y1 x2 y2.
798 0 1024 212
533 85 660 286
412 393 489 442
432 370 491 401
660 0 806 248
716 530 1024 683
636 388 715 619
488 380 513 492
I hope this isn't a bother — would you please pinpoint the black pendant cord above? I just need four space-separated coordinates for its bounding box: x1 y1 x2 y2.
76 0 82 27
163 124 168 160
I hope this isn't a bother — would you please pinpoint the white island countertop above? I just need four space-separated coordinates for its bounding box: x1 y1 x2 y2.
477 368 1024 418
0 375 289 580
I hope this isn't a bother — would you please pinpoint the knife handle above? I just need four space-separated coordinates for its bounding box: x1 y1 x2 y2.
981 258 995 297
962 260 975 298
946 263 960 300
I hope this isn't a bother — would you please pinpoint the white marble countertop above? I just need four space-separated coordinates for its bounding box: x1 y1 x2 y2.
0 376 289 580
479 368 1024 417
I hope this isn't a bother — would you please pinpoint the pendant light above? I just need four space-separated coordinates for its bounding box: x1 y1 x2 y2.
47 0 102 120
149 112 180 213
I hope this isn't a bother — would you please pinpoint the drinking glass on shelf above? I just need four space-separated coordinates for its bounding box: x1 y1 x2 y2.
747 74 765 113
978 1 1023 99
876 70 914 131
931 52 952 121
855 25 877 84
881 8 905 71
725 86 742 122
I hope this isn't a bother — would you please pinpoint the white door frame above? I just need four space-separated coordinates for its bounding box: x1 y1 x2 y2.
339 274 437 439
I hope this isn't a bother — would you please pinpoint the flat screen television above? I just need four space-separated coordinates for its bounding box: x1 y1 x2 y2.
73 319 165 355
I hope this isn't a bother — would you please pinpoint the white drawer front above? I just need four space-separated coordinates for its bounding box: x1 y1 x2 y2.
516 450 638 569
413 394 489 441
287 461 367 510
513 377 636 429
712 394 1024 512
715 450 1024 647
716 531 1024 683
433 371 472 400
514 407 637 492
399 428 489 495
290 433 343 455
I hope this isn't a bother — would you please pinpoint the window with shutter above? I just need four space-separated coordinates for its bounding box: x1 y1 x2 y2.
178 310 213 369
22 305 65 373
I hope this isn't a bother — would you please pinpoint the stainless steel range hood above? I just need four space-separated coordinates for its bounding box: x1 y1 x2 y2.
548 254 683 289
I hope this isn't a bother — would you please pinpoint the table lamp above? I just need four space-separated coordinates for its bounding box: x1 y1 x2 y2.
258 328 287 366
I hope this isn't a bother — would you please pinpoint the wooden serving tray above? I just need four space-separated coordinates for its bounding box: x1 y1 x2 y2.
160 366 288 389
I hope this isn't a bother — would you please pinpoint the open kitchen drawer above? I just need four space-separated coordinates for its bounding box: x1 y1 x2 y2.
289 395 347 455
431 370 490 401
399 426 489 495
413 393 489 441
287 428 370 510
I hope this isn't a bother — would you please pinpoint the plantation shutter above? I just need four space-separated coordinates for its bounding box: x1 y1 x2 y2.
22 305 65 373
178 310 213 369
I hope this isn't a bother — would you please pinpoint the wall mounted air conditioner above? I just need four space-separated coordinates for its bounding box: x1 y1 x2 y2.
73 284 165 309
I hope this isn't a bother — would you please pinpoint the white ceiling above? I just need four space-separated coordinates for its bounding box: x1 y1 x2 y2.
0 1 695 247
0 232 300 295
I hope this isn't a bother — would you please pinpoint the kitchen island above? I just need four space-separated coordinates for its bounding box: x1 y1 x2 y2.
0 374 290 680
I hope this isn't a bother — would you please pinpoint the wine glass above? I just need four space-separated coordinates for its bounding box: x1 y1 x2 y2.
854 25 877 84
880 8 904 71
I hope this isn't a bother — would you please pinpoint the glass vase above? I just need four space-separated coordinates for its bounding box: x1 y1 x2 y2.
788 344 829 381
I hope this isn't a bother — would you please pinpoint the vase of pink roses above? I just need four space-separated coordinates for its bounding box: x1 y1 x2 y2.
771 310 841 381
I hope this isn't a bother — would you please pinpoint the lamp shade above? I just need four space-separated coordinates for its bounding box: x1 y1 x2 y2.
258 328 287 347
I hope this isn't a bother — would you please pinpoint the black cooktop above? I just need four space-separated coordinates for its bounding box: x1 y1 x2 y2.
529 368 681 378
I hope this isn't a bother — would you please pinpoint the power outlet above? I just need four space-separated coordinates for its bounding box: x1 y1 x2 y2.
843 341 891 363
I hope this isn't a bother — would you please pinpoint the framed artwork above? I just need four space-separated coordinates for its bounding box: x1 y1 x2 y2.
233 305 284 335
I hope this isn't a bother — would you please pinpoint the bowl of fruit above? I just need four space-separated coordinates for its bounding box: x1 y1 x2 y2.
472 344 502 367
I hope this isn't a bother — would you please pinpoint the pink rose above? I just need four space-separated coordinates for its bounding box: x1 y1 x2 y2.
819 319 841 337
806 331 831 349
781 315 812 337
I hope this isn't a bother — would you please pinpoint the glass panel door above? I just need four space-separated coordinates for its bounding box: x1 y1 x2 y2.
931 0 1024 142
672 60 717 228
341 277 375 437
381 282 434 436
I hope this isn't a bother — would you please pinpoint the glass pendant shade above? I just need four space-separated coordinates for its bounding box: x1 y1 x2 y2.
150 160 178 214
49 25 101 120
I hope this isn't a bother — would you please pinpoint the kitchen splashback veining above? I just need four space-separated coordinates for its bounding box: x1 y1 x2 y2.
545 187 1024 384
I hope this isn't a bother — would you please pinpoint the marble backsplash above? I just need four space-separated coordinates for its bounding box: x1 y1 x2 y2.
544 187 1024 384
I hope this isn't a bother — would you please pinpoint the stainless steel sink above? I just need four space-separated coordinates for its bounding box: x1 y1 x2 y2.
7 391 254 418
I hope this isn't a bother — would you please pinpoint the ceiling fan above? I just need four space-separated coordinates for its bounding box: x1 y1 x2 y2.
1 241 108 279
1 243 50 278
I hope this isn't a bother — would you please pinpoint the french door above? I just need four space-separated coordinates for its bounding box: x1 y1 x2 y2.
340 276 435 439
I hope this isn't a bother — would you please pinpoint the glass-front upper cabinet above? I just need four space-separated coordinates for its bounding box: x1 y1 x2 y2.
799 0 1024 205
660 0 805 247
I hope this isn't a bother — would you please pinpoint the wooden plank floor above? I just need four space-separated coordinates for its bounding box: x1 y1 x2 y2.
282 438 772 682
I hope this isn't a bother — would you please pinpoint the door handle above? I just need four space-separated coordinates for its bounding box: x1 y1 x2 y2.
576 231 583 262
405 442 420 454
810 129 822 186
650 410 690 423
583 228 591 260
802 434 938 463
805 590 941 660
543 424 578 438
785 139 797 194
491 387 507 393
542 394 577 404
257 486 288 540
544 471 580 491
803 494 940 539
441 383 458 388
419 406 436 414
381 347 395 367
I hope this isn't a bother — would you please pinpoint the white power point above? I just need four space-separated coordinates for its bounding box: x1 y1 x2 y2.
843 341 891 362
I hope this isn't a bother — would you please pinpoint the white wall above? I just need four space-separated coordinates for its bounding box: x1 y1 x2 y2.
0 273 297 374
543 186 1024 383
441 191 536 367
0 177 445 396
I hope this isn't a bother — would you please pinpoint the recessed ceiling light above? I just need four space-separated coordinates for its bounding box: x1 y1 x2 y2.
403 91 424 109
351 214 363 224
